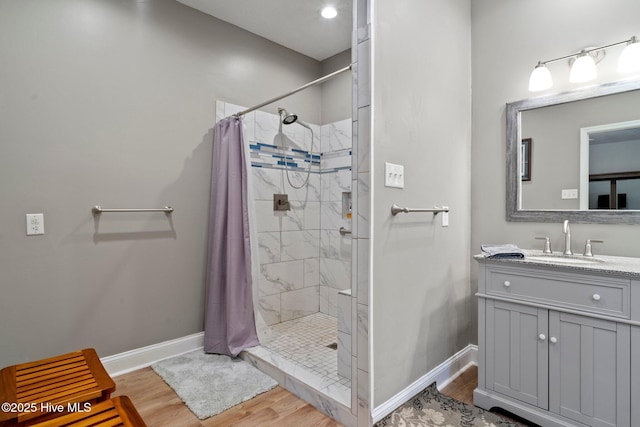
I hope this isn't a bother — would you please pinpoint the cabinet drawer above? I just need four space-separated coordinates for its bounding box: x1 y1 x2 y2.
487 267 630 318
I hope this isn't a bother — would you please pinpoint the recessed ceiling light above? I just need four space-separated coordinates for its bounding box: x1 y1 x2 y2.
321 6 338 19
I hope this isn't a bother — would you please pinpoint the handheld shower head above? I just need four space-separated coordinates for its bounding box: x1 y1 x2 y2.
278 107 298 125
276 106 315 190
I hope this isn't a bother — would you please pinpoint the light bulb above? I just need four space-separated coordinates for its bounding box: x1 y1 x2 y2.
528 62 552 92
321 7 337 19
570 53 597 83
618 37 640 73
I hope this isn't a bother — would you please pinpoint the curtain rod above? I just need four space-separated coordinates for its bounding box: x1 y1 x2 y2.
233 64 352 118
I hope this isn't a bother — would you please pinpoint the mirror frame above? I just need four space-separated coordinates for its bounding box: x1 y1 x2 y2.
506 78 640 224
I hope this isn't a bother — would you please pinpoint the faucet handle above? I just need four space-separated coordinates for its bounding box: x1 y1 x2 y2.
583 239 603 257
535 236 552 254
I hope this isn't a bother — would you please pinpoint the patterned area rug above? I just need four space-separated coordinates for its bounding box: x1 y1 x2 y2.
375 382 524 427
152 350 278 419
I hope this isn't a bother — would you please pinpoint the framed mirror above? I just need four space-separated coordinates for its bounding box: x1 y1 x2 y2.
506 78 640 224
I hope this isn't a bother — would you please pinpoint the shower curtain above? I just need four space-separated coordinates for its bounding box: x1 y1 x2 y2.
204 116 259 357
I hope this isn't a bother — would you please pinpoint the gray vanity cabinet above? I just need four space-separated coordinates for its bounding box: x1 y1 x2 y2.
548 312 629 427
475 259 634 427
485 300 548 409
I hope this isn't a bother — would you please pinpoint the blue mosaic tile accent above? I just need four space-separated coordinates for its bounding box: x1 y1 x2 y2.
249 139 350 174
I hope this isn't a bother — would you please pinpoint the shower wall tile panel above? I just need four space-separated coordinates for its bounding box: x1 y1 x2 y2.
255 110 280 147
284 172 322 201
281 230 320 261
319 118 353 317
303 258 320 287
252 168 283 200
259 260 305 296
258 294 281 326
281 287 320 322
357 106 370 174
323 119 353 152
320 258 351 290
356 174 370 239
320 285 339 317
338 291 352 335
356 39 371 109
357 238 370 306
338 330 351 378
257 232 281 264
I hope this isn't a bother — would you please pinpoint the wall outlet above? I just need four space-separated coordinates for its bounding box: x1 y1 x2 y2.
26 213 45 235
561 189 578 199
384 162 404 188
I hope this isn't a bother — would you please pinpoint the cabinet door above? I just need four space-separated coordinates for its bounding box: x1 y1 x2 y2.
632 326 640 427
549 312 630 427
486 300 548 409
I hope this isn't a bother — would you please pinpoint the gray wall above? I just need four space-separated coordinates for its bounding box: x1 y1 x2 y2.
471 0 640 346
0 0 324 366
321 49 353 124
371 0 472 406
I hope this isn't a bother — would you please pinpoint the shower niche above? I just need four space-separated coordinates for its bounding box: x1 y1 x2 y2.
216 101 353 408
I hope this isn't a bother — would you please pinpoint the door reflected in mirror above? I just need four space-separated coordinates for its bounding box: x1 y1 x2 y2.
580 120 640 210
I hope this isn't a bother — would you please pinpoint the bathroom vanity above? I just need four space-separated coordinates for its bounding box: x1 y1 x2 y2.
474 251 640 427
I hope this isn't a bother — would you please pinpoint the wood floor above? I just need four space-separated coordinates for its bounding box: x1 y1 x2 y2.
112 367 341 426
112 364 526 426
440 364 478 405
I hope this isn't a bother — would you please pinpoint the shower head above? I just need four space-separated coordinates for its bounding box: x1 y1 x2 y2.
278 107 298 125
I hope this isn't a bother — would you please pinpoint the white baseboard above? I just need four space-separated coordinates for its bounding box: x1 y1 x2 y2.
372 344 478 423
101 332 204 377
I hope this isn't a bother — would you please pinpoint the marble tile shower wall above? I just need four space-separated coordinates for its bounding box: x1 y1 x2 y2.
320 120 352 318
216 101 351 326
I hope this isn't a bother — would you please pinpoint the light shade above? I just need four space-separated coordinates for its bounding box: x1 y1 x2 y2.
529 62 552 91
321 7 337 19
570 53 597 83
618 38 640 73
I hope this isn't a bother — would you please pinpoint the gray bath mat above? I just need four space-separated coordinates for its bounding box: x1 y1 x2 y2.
151 350 278 419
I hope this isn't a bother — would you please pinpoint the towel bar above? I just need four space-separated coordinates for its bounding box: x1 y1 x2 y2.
391 204 449 216
92 206 174 214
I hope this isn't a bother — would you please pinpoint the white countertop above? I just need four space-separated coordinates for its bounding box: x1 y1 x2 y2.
475 249 640 278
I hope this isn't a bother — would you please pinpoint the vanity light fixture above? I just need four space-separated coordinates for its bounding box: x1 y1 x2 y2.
569 50 598 83
528 36 640 92
618 36 640 73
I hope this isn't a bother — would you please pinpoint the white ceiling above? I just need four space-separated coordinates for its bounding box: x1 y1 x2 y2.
176 0 352 61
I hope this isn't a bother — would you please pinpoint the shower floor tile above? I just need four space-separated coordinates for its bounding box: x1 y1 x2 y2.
261 312 351 395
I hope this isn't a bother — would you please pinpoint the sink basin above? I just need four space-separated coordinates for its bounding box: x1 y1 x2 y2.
526 254 603 265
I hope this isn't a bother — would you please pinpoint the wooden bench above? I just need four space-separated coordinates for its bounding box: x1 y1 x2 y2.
28 396 146 427
0 349 116 426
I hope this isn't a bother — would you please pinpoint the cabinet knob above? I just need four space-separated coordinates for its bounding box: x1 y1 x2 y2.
592 294 601 301
503 281 511 287
538 334 546 341
550 337 558 344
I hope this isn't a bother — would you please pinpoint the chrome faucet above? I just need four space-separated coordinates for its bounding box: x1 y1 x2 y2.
563 220 572 255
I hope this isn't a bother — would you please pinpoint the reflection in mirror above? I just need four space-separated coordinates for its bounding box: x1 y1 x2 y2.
580 120 640 210
520 90 640 210
506 78 640 223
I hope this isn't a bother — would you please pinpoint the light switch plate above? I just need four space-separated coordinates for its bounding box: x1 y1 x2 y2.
384 162 404 188
26 213 45 235
561 189 578 199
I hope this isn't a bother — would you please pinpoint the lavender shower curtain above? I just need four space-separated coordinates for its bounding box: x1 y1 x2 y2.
204 116 259 357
